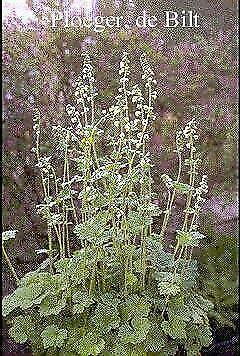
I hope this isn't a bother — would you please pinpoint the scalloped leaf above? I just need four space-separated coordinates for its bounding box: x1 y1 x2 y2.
76 332 105 356
126 211 152 235
119 317 151 344
41 325 68 349
114 343 147 356
161 315 187 340
186 323 213 348
176 230 206 247
143 323 166 352
149 248 174 271
9 315 33 343
91 303 121 334
54 258 71 273
39 293 67 316
73 211 109 242
14 284 43 309
126 272 138 286
196 325 213 346
2 293 18 317
157 281 181 296
72 291 95 314
120 295 151 322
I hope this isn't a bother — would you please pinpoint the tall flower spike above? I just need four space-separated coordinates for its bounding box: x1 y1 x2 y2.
73 53 96 125
194 175 208 209
140 53 156 86
176 119 199 153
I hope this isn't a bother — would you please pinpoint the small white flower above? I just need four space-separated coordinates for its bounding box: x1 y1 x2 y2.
2 230 18 242
71 117 78 123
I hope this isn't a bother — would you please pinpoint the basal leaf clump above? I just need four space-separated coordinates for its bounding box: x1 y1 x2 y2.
2 53 213 355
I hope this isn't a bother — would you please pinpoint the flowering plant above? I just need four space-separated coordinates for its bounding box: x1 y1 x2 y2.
3 53 214 356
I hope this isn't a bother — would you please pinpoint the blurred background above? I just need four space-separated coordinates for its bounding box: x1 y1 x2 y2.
2 0 239 355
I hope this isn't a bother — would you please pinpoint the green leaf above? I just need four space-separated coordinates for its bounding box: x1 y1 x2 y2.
187 324 213 347
126 211 152 235
176 230 206 247
64 327 85 353
133 259 142 273
73 211 109 243
76 332 105 356
19 271 67 296
147 234 163 258
114 343 147 356
153 249 175 270
161 315 187 340
98 292 121 308
157 281 181 296
182 260 198 289
71 259 90 284
54 258 71 273
54 254 91 284
126 272 138 286
144 323 166 352
139 203 162 217
9 315 33 343
41 325 68 349
159 342 179 356
72 291 95 314
168 305 191 323
13 284 43 309
172 182 192 194
180 294 214 325
19 271 52 288
154 270 182 296
92 193 109 208
2 293 19 317
193 294 214 313
39 293 67 316
120 295 151 322
197 325 213 346
153 271 177 282
176 230 193 247
91 303 121 334
119 317 151 344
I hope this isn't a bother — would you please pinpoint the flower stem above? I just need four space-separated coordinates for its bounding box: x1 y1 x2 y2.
160 151 182 239
2 244 19 283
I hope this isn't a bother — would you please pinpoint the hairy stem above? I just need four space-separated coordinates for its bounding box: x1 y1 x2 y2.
160 151 182 239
